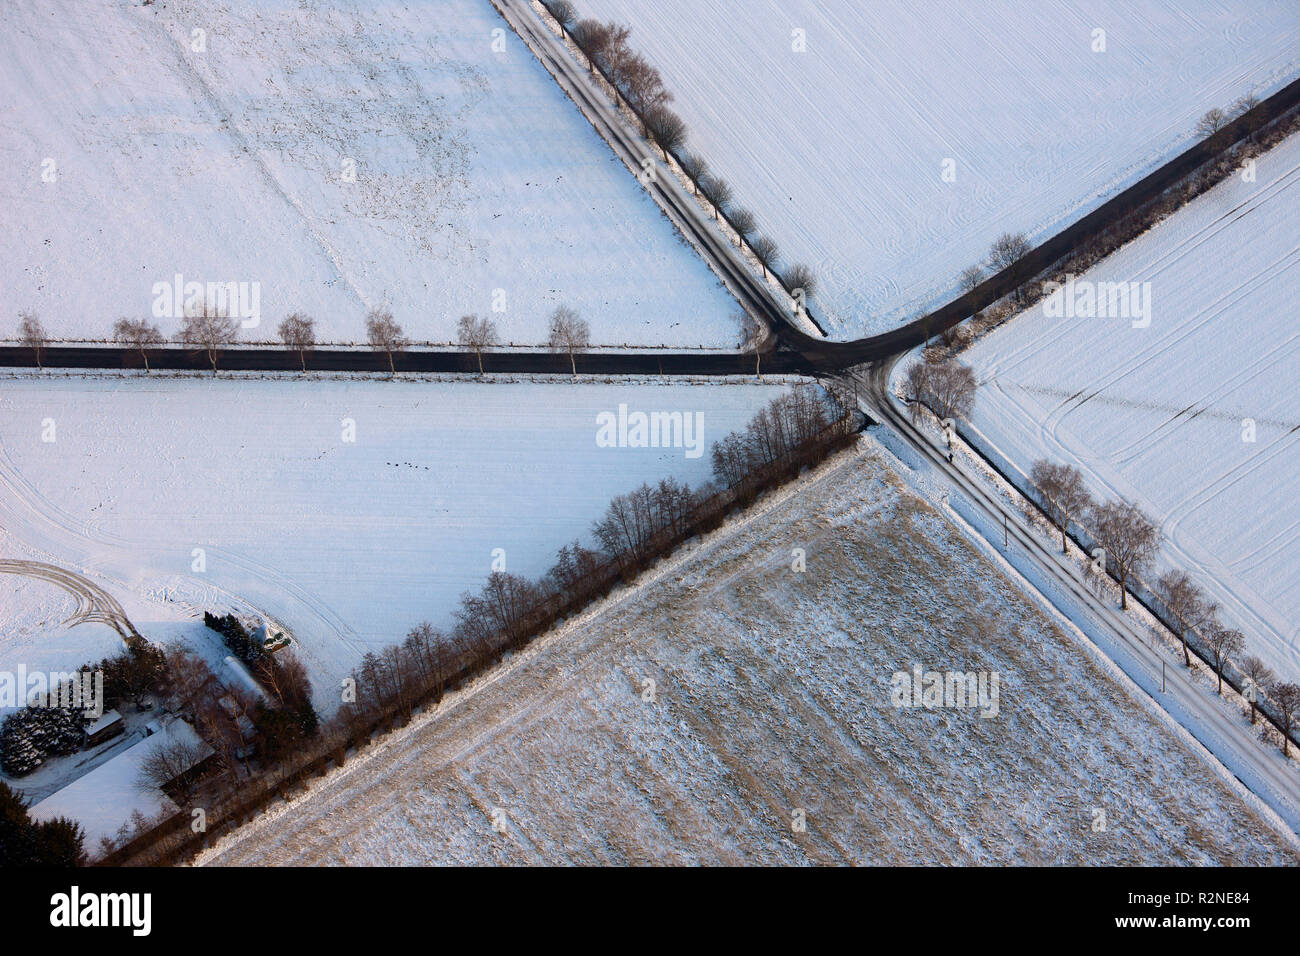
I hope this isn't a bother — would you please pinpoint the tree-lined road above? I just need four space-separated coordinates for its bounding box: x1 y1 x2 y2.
852 359 1300 836
0 344 812 376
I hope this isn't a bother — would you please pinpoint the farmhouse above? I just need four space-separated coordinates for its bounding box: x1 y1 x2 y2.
28 718 214 854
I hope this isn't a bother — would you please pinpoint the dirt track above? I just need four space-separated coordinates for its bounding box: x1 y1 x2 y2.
0 559 137 638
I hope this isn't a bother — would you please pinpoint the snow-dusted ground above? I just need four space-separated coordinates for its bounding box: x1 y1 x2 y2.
0 372 790 713
0 574 127 696
0 0 739 348
566 0 1299 337
963 131 1300 683
198 440 1298 865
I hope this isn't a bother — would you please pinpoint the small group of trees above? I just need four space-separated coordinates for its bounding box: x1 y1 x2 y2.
565 14 679 148
0 636 166 779
593 477 702 571
1024 458 1159 614
1026 455 1300 753
0 705 87 777
903 353 978 429
200 613 318 765
710 384 841 489
349 622 458 724
1195 93 1259 139
0 781 85 867
14 307 242 374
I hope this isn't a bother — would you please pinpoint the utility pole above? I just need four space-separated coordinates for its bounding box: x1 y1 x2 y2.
1162 661 1166 693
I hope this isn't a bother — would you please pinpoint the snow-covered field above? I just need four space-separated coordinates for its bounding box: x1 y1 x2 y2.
567 0 1299 337
0 0 740 348
198 439 1298 865
963 131 1300 683
0 373 790 712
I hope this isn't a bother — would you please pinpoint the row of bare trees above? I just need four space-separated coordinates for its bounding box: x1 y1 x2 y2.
543 1 816 312
899 353 1300 754
350 388 855 723
1027 456 1300 753
11 305 595 376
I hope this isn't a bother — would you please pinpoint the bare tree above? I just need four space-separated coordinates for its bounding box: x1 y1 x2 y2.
678 152 707 193
959 265 985 294
457 314 498 376
547 305 590 376
277 312 316 372
988 232 1031 273
1204 622 1244 695
621 54 672 131
728 208 757 249
253 649 312 712
1089 500 1158 611
136 731 209 803
1230 93 1259 118
570 20 613 76
160 643 221 716
571 19 629 80
645 106 687 159
1030 460 1092 552
1195 107 1228 137
1240 656 1273 724
542 0 575 33
113 318 164 372
750 235 779 280
191 686 257 784
18 311 47 369
924 359 977 422
1268 681 1300 755
177 304 238 373
697 175 732 220
903 359 931 423
734 309 765 377
365 308 407 375
1153 569 1214 668
784 263 816 300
